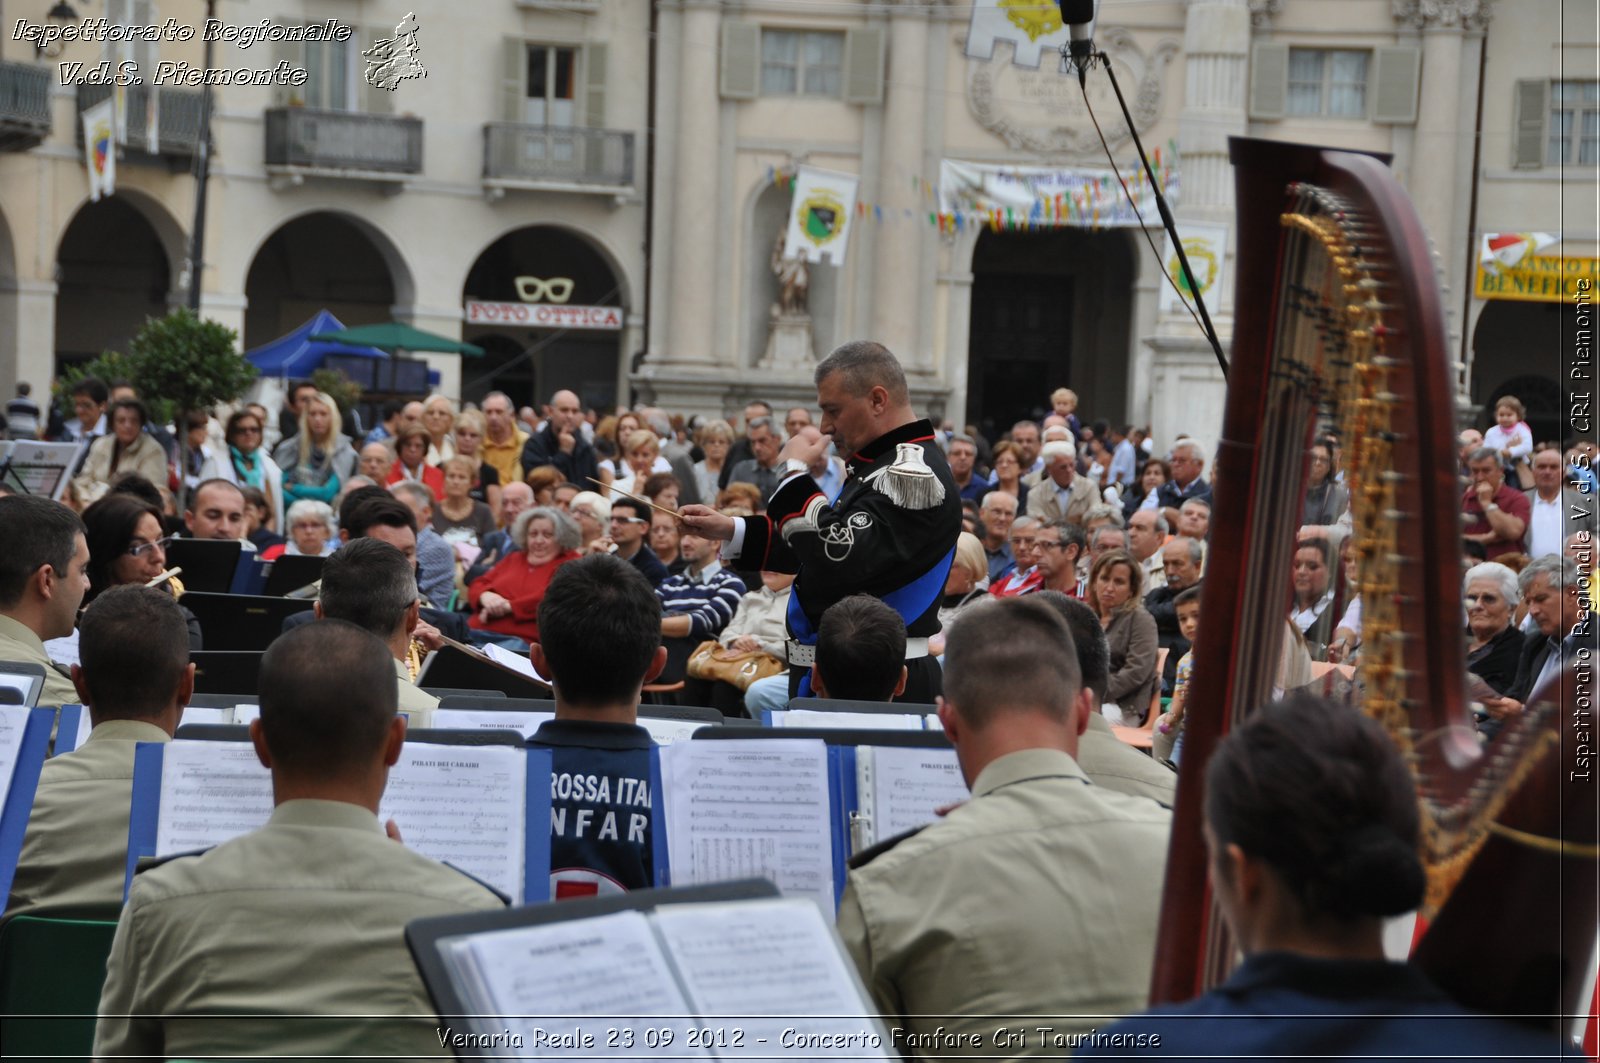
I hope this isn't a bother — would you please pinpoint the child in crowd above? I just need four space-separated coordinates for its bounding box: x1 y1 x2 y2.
1156 585 1202 767
1482 396 1532 482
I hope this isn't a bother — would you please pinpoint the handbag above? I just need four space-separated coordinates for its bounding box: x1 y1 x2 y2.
685 639 786 691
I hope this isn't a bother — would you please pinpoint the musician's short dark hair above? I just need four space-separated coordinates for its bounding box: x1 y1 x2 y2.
816 595 906 702
815 341 909 404
337 486 391 531
79 586 189 720
188 478 244 514
1174 585 1204 609
71 377 109 404
538 554 662 707
610 496 648 524
1032 591 1107 705
944 597 1082 727
0 495 84 609
342 493 417 539
1205 695 1424 920
258 620 396 777
319 538 417 640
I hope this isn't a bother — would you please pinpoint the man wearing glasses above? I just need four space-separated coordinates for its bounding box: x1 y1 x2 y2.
1034 521 1089 598
588 497 668 588
990 516 1043 599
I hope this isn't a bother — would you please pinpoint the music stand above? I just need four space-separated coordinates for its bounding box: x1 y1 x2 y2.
261 554 325 597
178 593 313 652
164 540 244 594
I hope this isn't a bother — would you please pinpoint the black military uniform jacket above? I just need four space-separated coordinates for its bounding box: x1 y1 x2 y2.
736 419 962 641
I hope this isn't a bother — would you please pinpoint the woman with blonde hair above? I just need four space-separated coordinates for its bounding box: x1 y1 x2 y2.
421 395 457 464
694 420 734 505
271 390 357 505
451 407 502 520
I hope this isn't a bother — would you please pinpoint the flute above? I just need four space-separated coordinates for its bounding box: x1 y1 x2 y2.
146 566 182 589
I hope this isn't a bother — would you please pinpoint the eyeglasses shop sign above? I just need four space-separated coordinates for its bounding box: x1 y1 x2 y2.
464 301 623 330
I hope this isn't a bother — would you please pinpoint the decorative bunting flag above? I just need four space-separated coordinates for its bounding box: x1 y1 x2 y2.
937 156 1180 232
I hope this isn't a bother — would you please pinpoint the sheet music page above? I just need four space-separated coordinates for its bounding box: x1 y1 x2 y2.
448 908 710 1059
0 674 36 708
483 642 552 685
777 710 927 731
155 741 273 856
431 709 553 739
923 713 940 731
43 627 79 669
652 898 892 1058
230 704 260 725
659 740 835 911
636 718 706 745
0 707 30 810
861 746 969 846
175 706 233 729
73 707 94 752
379 744 528 903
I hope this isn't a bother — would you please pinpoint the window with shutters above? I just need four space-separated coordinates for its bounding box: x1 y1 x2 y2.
525 44 580 126
1285 49 1369 118
302 37 356 110
1549 81 1600 165
761 30 844 97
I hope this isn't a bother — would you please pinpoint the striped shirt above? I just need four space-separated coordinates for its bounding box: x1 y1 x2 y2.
656 561 747 641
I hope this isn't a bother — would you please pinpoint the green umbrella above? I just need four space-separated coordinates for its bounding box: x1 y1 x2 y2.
311 321 485 357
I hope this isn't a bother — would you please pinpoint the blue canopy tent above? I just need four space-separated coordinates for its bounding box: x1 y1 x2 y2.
244 311 389 376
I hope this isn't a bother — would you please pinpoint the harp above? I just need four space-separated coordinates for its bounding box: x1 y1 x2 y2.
1150 137 1598 1029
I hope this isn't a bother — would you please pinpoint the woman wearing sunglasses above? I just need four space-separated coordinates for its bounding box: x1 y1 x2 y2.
81 493 203 650
199 409 285 534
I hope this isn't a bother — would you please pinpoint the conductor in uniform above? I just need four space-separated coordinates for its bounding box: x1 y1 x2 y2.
679 341 961 703
93 621 504 1060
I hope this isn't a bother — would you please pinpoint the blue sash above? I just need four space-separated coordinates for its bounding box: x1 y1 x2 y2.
786 546 957 696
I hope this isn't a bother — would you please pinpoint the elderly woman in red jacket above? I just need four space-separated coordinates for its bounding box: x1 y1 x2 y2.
467 505 582 643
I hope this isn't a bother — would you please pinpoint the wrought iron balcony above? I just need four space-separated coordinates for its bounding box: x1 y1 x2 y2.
263 107 423 181
76 83 203 159
482 123 635 195
0 62 51 151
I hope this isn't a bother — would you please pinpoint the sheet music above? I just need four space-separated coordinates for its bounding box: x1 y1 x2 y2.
72 707 94 752
379 744 528 903
230 704 260 725
660 740 835 911
860 746 969 847
0 706 30 809
155 740 273 856
431 709 553 739
775 709 927 731
653 898 892 1058
483 642 552 685
923 713 940 731
448 908 709 1059
636 718 706 745
43 627 79 669
177 706 233 729
1 440 84 500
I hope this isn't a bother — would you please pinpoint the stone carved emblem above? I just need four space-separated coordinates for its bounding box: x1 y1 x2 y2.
963 26 1179 158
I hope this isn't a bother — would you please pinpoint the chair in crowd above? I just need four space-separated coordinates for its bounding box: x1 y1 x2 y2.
0 906 121 1061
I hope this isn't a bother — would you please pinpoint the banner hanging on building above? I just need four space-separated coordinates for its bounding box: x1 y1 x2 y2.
938 157 1179 230
963 0 1072 70
81 99 116 202
1479 231 1559 272
783 166 859 266
1474 254 1597 303
1159 222 1229 314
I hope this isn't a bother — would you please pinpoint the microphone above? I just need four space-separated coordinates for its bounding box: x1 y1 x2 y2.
1057 0 1098 80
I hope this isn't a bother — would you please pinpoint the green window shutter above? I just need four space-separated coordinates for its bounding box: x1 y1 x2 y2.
1512 78 1549 168
720 21 760 100
585 43 608 127
1248 41 1289 120
1370 45 1420 124
842 26 885 105
503 37 527 122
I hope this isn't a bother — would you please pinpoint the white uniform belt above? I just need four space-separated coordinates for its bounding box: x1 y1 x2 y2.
786 637 930 667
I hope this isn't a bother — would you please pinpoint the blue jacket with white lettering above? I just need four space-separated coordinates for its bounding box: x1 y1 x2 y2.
528 719 654 899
